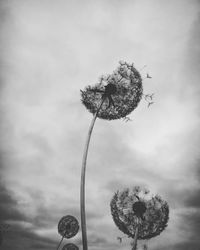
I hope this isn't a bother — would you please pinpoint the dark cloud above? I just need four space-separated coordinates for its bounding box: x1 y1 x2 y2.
0 179 59 249
184 211 200 237
184 188 200 208
154 242 200 250
31 204 81 229
2 229 56 250
0 185 25 222
159 181 200 209
169 199 200 250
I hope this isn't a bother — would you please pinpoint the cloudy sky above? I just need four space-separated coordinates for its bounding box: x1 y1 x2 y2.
0 0 200 249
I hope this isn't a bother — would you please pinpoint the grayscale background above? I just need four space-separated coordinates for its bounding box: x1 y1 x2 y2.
0 0 200 249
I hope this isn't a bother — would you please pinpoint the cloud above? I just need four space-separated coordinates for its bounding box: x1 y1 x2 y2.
154 242 200 250
0 183 25 223
2 229 56 250
0 181 57 249
185 12 200 93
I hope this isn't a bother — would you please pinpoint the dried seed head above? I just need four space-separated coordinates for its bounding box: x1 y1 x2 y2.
58 215 79 239
110 187 169 240
81 62 143 120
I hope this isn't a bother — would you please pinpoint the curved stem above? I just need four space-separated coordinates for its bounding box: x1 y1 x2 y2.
56 235 64 250
80 99 104 250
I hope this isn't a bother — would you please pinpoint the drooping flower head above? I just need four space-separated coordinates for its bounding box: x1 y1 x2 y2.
62 243 79 250
81 61 143 120
110 186 169 240
58 215 79 239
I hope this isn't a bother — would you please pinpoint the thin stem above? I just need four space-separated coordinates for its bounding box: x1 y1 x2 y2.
56 235 65 250
80 99 105 250
132 218 139 250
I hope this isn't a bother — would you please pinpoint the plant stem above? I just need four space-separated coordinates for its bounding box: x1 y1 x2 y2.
80 99 104 250
132 218 139 250
56 235 65 250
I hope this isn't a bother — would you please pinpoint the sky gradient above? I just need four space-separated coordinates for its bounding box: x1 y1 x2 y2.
0 0 200 249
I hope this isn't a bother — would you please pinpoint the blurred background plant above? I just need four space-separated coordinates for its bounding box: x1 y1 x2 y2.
57 215 79 250
62 243 79 250
110 186 169 250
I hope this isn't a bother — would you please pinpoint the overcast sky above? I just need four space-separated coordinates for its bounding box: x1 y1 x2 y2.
0 0 200 249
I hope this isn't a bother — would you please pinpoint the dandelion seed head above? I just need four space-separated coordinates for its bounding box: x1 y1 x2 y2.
110 187 169 240
58 215 79 239
81 62 143 120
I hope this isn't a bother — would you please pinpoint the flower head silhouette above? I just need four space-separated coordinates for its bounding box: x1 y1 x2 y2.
81 61 143 120
62 243 79 250
57 215 79 250
58 215 79 239
110 186 169 250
